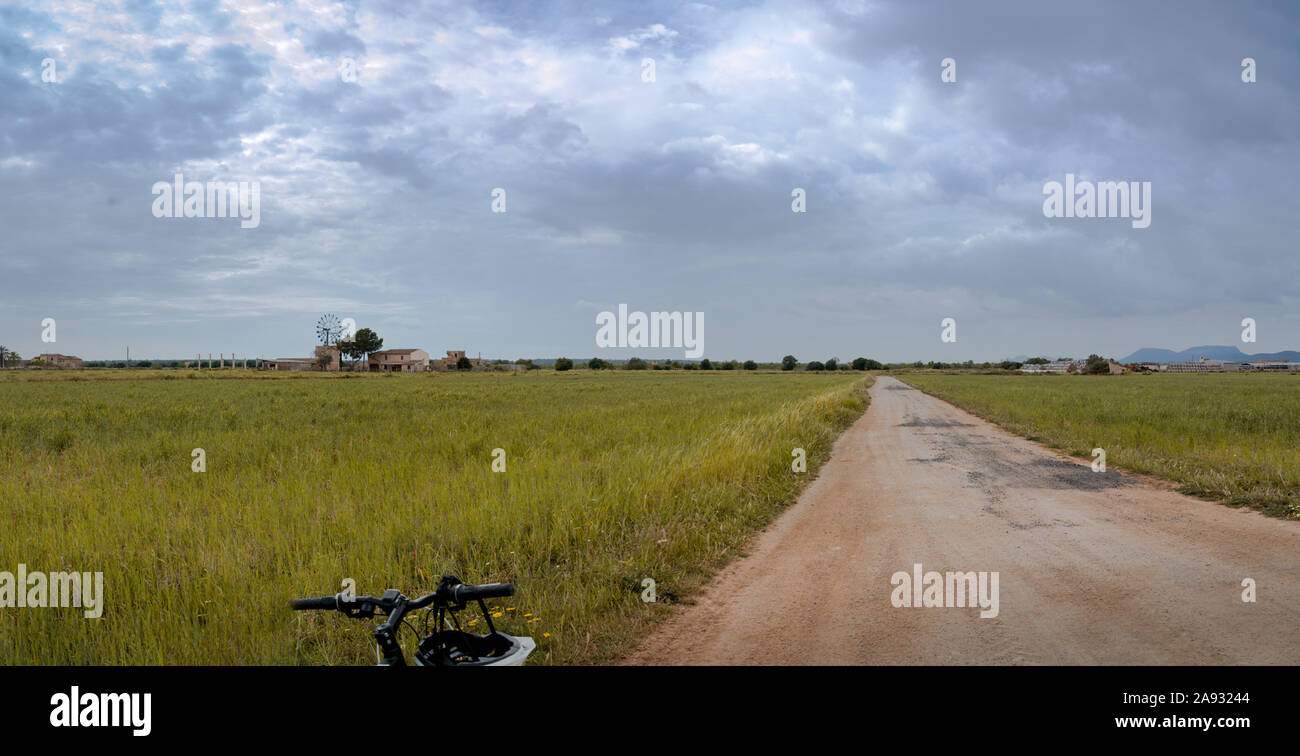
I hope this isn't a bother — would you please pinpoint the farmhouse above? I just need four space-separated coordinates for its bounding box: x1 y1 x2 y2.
369 349 430 372
440 350 484 370
35 353 84 369
268 345 340 371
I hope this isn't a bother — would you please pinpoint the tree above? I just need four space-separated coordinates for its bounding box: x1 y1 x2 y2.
351 328 383 369
781 355 797 371
337 336 361 370
316 353 333 371
1025 357 1048 364
587 357 608 370
456 356 473 371
699 358 713 370
554 357 574 371
1084 354 1110 375
626 357 648 370
824 358 838 371
806 360 825 371
743 360 757 370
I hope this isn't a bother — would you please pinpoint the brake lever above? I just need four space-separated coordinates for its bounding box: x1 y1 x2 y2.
341 600 377 619
338 589 404 620
337 593 381 619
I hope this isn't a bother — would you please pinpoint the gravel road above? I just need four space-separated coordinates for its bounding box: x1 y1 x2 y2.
626 375 1300 665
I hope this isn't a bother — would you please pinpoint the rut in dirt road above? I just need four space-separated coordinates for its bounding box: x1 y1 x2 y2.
626 375 1300 665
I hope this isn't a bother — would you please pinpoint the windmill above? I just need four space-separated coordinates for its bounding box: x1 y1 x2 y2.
316 313 344 346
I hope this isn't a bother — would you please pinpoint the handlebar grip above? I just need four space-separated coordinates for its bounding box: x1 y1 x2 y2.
450 582 515 603
290 595 339 611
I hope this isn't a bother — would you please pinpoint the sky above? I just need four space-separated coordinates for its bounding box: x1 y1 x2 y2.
1 0 1297 363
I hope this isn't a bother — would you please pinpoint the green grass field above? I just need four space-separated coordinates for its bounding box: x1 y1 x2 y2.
898 372 1300 519
0 370 869 665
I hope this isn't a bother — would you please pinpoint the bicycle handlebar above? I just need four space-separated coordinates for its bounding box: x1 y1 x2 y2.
290 579 516 615
291 576 520 666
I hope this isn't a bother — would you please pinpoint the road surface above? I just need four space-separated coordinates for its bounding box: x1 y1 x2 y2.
626 375 1300 664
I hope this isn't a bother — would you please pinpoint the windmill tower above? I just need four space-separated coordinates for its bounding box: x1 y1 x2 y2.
314 314 344 371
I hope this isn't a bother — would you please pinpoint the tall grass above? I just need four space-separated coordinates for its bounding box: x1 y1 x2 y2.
899 372 1300 519
0 370 869 664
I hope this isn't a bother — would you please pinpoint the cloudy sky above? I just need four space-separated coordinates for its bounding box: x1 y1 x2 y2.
1 0 1297 362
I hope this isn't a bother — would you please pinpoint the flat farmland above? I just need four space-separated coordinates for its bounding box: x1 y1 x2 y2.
899 372 1300 519
0 370 869 665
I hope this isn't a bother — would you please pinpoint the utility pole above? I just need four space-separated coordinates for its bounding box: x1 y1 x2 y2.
127 347 131 369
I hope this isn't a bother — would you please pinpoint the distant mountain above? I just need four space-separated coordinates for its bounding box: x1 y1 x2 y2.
1119 345 1300 364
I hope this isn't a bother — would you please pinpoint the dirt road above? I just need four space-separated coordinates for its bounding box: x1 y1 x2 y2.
627 375 1300 664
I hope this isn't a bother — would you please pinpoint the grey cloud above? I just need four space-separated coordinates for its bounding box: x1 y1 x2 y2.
0 0 1297 363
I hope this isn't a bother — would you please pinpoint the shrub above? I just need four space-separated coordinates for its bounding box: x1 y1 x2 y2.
626 357 648 370
554 357 574 372
700 359 713 370
588 357 608 370
781 355 797 371
743 360 757 370
806 361 825 371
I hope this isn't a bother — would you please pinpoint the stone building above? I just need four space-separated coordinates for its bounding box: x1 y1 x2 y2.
268 345 340 371
440 350 484 370
35 353 84 369
369 348 430 372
